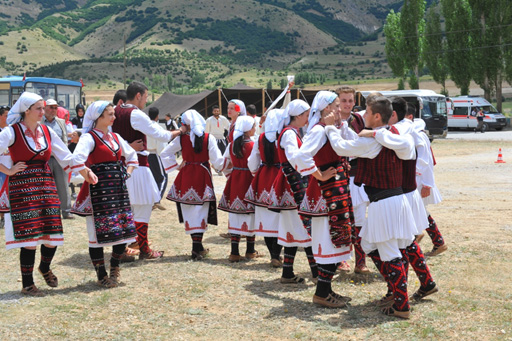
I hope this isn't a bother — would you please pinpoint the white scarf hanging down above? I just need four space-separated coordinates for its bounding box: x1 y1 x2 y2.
263 75 295 116
229 99 247 116
264 109 286 143
7 92 43 125
307 91 337 133
181 109 206 147
82 100 110 134
233 116 255 141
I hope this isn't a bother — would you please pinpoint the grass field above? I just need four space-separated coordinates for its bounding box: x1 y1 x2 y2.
0 139 511 339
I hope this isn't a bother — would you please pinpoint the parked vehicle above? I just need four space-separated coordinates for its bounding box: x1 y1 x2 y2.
358 89 448 140
449 96 507 131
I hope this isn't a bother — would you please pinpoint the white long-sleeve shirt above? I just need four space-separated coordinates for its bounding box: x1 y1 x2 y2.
280 128 303 170
72 130 139 172
0 123 74 172
205 115 230 140
160 134 224 173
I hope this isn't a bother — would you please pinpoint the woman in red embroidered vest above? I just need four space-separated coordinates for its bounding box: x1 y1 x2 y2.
0 92 75 296
161 110 224 260
219 116 261 262
245 109 283 267
297 91 356 308
267 99 319 284
72 101 138 288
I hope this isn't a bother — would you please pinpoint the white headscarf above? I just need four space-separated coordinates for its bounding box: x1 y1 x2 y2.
229 99 246 116
233 116 255 141
307 91 337 133
82 100 110 134
181 110 206 147
7 92 43 125
264 109 286 143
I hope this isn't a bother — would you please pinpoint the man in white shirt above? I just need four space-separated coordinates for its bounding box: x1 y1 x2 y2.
205 105 230 154
147 107 169 210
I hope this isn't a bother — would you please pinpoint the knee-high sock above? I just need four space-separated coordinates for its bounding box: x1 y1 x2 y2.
426 215 445 248
352 225 366 268
135 222 150 253
368 250 392 295
400 248 409 282
191 233 204 253
20 248 36 288
406 241 436 290
111 244 126 269
282 247 298 278
246 235 256 254
230 234 241 256
89 247 107 281
39 245 57 274
386 258 409 311
304 247 318 278
315 263 337 298
264 237 275 259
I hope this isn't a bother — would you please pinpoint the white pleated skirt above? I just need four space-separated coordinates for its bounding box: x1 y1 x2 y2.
311 217 352 264
349 177 369 207
253 206 279 237
4 214 64 250
360 194 416 245
126 166 160 206
277 209 312 247
228 212 255 236
404 191 428 234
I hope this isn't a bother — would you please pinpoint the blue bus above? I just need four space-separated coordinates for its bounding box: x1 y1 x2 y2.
0 76 83 116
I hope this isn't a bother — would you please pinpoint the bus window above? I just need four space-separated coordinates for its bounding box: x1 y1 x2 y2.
10 87 24 105
57 85 81 116
25 82 55 101
0 90 8 106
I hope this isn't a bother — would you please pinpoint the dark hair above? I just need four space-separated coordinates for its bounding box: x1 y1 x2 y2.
165 113 172 118
148 107 159 120
193 134 204 154
212 105 219 111
113 90 127 105
391 97 408 121
0 106 10 116
126 82 148 101
263 135 275 163
75 130 82 137
370 97 393 124
407 103 417 118
353 105 363 112
232 135 245 159
75 103 85 115
246 104 257 116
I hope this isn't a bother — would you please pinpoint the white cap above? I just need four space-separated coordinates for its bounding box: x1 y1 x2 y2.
46 99 58 106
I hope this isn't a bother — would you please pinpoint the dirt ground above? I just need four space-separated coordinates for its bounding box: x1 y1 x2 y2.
0 138 512 339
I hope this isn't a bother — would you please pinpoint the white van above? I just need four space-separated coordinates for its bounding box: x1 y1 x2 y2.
448 96 507 131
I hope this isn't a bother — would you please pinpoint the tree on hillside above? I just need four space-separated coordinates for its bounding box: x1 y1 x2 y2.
400 0 426 89
424 6 449 95
266 79 272 90
384 10 406 86
441 0 472 95
469 0 512 111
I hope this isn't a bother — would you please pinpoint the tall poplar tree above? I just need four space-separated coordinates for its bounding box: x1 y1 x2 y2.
441 0 473 95
424 6 449 94
400 0 426 89
384 10 406 87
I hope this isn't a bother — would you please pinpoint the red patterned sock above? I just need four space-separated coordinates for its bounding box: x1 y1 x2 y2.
191 233 204 253
352 225 366 268
89 247 107 280
315 263 336 298
426 215 445 248
368 250 393 295
386 258 409 312
20 248 36 288
136 222 150 254
305 247 318 278
246 235 256 254
282 247 298 278
406 241 436 290
230 234 241 255
400 248 409 282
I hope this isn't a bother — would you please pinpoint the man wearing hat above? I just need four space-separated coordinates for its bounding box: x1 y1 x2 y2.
42 99 74 219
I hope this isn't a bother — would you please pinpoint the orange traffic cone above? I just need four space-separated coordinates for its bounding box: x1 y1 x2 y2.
495 148 506 163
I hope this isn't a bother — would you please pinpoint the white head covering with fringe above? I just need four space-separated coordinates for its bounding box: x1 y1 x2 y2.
264 109 286 143
307 91 337 133
233 116 255 141
181 109 206 147
82 100 110 134
229 99 246 116
7 92 43 125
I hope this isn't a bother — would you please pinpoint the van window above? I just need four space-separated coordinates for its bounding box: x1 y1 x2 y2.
453 107 468 116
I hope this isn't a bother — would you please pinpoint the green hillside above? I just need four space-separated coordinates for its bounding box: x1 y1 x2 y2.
0 0 401 91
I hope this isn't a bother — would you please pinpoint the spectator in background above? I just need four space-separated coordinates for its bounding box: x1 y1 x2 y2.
147 107 168 210
205 105 230 154
0 105 11 228
246 104 261 137
475 108 485 133
42 99 74 220
165 113 177 131
72 104 85 129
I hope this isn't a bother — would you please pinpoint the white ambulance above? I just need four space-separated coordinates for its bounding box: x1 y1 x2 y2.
448 96 507 131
